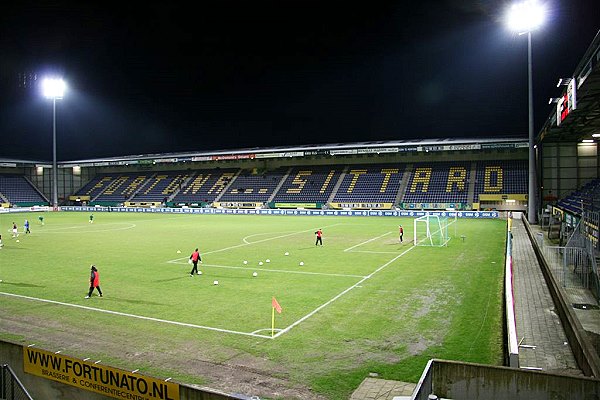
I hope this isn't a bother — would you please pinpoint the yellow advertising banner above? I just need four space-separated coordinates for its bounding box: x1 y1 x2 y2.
273 203 319 209
479 194 527 201
23 346 179 400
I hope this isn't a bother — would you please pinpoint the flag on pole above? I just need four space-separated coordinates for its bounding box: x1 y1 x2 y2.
272 297 282 314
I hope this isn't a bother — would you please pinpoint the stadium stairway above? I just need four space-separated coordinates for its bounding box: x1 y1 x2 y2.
393 164 411 206
213 169 242 203
326 165 349 204
267 167 293 203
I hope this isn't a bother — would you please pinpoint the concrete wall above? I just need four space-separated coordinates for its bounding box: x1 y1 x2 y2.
413 359 600 400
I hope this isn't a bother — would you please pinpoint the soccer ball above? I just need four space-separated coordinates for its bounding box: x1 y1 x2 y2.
16 240 20 243
284 252 289 256
266 259 270 263
213 280 219 285
243 260 248 265
252 272 258 277
177 250 181 254
299 261 304 266
259 261 263 266
198 271 202 275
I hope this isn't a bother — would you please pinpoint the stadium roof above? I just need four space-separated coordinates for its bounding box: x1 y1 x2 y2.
538 29 600 144
0 136 528 168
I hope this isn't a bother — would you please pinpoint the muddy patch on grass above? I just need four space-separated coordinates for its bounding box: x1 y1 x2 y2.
0 312 326 400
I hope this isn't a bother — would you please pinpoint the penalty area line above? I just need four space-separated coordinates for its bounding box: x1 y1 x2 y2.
343 231 392 252
0 292 272 339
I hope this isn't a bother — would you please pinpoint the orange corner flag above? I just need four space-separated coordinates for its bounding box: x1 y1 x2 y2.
272 297 282 314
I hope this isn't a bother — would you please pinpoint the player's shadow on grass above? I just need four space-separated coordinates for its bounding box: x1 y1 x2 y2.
154 276 190 283
109 297 164 306
0 281 45 288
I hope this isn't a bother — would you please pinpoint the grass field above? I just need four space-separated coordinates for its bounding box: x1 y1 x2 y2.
0 211 507 399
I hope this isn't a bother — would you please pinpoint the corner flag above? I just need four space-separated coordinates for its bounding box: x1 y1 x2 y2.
271 297 282 337
272 297 282 314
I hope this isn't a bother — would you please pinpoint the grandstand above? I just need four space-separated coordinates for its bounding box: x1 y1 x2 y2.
272 165 344 204
332 163 402 204
0 138 535 212
172 168 238 205
402 161 471 206
0 174 48 206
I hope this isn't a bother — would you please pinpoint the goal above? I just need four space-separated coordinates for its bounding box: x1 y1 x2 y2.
413 214 451 247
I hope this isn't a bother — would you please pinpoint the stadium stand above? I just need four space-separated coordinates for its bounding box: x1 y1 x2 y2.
171 168 239 204
402 162 471 204
89 172 152 202
557 178 600 215
473 160 528 201
272 165 344 204
74 174 116 199
130 172 192 203
219 167 287 203
0 174 48 205
23 158 531 209
332 163 403 203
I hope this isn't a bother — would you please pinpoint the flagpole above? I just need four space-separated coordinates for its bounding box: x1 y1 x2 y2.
271 306 275 337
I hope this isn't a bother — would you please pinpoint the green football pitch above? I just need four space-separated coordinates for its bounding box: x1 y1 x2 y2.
0 211 506 399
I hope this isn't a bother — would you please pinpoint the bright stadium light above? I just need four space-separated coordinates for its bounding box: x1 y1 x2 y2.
42 77 66 210
506 0 545 33
506 0 546 224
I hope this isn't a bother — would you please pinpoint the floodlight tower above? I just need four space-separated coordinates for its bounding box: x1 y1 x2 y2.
42 78 66 210
506 0 545 224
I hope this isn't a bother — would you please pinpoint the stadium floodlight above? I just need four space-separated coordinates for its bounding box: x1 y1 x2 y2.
42 78 66 210
506 0 545 34
506 0 546 224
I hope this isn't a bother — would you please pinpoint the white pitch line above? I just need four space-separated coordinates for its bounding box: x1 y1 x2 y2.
167 223 343 263
343 231 392 252
172 262 366 278
273 244 415 338
242 231 292 244
32 223 137 234
0 292 272 339
350 250 405 254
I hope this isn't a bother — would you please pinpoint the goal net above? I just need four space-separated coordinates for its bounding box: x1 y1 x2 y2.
413 214 451 247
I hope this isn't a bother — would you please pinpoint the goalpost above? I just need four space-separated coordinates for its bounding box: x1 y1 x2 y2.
413 214 453 247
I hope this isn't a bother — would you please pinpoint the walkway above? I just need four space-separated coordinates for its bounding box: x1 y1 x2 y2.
511 218 581 374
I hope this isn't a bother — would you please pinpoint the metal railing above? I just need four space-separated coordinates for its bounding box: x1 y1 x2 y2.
539 211 600 301
0 364 33 400
541 245 594 290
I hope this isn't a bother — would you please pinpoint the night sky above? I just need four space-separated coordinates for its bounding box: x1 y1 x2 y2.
1 1 598 161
